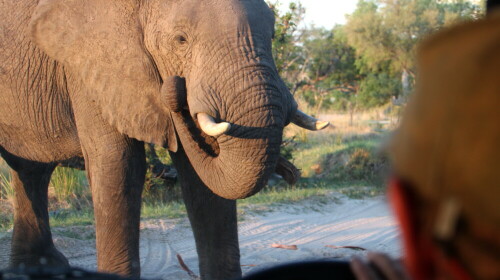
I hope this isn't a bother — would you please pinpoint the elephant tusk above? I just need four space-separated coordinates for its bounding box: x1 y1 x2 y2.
197 113 231 137
291 110 330 131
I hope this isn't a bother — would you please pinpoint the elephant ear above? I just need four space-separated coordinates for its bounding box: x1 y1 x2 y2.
29 0 178 152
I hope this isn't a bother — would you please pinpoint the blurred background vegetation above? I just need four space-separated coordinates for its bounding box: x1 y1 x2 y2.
0 0 484 231
269 0 482 114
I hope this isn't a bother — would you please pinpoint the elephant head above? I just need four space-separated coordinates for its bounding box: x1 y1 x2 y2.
30 0 328 200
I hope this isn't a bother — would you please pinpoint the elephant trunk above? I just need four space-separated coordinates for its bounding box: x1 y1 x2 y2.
168 68 288 200
171 108 281 200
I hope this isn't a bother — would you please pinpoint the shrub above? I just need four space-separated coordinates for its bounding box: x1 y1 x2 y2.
320 146 389 187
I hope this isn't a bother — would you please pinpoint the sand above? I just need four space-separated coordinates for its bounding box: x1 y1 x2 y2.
0 195 401 279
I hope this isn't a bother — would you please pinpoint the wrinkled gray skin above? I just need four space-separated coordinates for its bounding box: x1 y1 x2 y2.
0 0 298 279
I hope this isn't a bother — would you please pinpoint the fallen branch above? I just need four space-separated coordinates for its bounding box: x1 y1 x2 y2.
325 245 366 251
176 254 199 279
241 264 257 267
271 243 298 250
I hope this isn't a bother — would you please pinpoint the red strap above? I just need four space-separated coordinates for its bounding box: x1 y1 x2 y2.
388 178 472 280
388 178 431 279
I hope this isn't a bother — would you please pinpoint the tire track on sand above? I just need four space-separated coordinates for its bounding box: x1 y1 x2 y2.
0 196 399 280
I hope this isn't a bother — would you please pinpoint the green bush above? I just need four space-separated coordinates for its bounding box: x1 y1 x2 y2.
320 145 389 187
143 145 180 204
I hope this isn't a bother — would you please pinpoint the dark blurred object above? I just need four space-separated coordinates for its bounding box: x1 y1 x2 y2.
274 156 301 185
146 143 177 182
241 260 355 280
150 163 177 182
0 266 137 280
350 252 410 280
487 0 500 12
58 157 86 170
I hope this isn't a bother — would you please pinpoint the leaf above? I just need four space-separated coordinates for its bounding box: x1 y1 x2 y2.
271 243 298 250
176 254 199 279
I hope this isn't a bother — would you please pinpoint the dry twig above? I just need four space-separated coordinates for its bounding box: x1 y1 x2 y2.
325 245 366 251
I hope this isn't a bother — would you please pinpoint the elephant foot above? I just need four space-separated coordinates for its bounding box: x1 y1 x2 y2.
10 245 69 268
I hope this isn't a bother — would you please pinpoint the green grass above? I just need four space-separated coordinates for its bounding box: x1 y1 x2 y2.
50 209 94 228
46 202 190 228
0 159 13 231
0 158 9 176
0 212 13 231
0 159 12 199
50 167 88 202
240 186 331 206
0 172 13 201
141 202 187 220
53 227 96 240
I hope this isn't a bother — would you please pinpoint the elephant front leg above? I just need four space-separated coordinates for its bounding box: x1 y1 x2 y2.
170 149 242 280
82 138 146 277
71 96 146 277
6 158 68 267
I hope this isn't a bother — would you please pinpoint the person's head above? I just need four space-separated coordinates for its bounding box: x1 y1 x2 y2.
388 10 500 280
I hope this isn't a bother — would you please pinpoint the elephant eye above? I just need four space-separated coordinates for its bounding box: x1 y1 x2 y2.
175 35 188 45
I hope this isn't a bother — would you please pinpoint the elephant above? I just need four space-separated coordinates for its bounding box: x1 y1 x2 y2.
0 0 329 279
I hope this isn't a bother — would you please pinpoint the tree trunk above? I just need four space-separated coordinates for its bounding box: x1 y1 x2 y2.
401 69 411 97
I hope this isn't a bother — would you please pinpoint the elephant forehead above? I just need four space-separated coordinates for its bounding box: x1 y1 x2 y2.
155 0 273 30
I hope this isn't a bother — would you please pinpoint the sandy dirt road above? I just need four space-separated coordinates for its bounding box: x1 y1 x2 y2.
0 195 400 279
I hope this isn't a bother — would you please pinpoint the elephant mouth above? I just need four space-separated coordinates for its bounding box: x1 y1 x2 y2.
172 107 301 186
175 108 221 157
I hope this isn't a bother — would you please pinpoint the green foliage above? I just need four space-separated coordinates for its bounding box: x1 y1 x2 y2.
143 170 181 204
0 159 12 201
280 136 297 161
143 145 180 204
281 0 484 112
50 167 88 203
0 172 13 201
345 0 482 98
357 72 401 108
267 1 305 76
292 132 388 187
0 166 13 230
320 144 388 187
298 25 364 112
345 148 387 181
0 214 12 231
